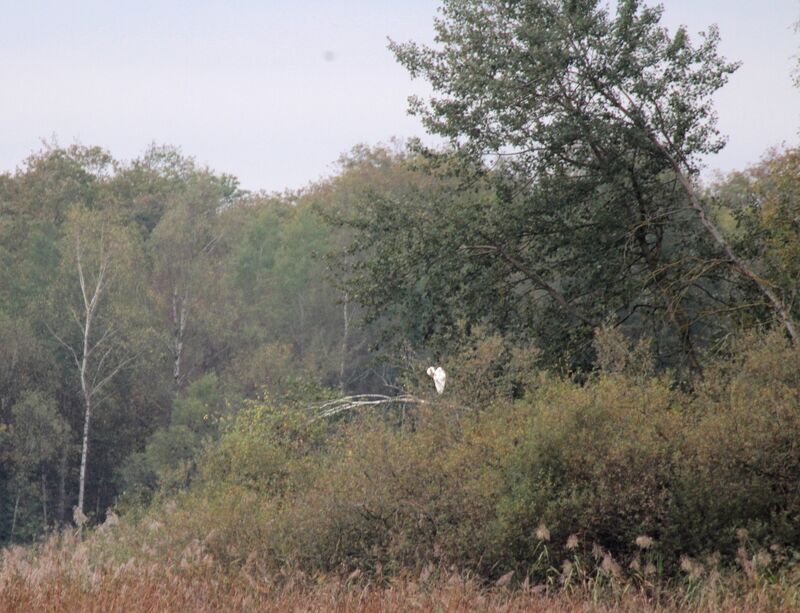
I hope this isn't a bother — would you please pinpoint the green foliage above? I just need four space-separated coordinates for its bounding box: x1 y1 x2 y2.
199 392 332 497
267 404 519 574
0 142 379 542
115 451 157 508
392 0 737 169
345 0 766 373
8 392 69 476
495 372 682 573
144 426 200 490
0 392 70 541
674 332 800 553
0 3 798 561
3 7 800 604
714 147 800 323
496 331 800 577
171 374 226 436
100 330 800 585
335 138 730 376
118 374 227 496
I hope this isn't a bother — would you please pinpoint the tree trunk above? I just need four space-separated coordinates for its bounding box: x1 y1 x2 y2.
95 478 102 519
297 296 306 357
77 254 94 518
339 290 350 391
77 393 91 516
589 79 799 344
10 492 20 542
667 156 799 344
608 87 800 344
57 442 67 525
41 472 48 530
172 289 188 388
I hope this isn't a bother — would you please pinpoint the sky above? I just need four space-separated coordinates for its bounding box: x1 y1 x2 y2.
0 1 797 192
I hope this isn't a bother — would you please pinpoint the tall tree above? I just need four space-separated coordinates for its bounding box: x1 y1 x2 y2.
149 170 233 389
6 392 69 540
713 147 800 326
390 0 798 345
50 205 140 517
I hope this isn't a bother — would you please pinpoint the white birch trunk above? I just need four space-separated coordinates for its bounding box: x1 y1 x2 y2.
76 233 102 517
339 289 350 390
171 288 188 387
77 391 91 515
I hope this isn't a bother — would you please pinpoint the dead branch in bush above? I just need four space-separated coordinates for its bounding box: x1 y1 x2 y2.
310 394 427 422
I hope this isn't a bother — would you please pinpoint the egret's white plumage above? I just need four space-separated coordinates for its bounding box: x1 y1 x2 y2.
426 366 446 394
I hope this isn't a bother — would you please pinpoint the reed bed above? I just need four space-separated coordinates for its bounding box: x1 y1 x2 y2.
2 532 799 613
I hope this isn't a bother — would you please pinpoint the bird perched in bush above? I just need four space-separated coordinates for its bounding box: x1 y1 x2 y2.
426 366 446 394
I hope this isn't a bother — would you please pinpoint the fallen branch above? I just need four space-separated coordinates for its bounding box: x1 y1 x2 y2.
310 394 427 422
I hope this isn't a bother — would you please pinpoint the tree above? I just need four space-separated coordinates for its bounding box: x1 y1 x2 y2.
148 166 234 389
0 315 54 417
0 145 121 532
5 392 69 540
50 205 141 517
0 145 113 317
333 143 719 373
390 0 797 346
713 148 800 326
227 189 378 394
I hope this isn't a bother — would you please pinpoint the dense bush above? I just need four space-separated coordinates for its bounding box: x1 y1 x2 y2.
95 329 800 588
495 374 682 574
674 333 800 555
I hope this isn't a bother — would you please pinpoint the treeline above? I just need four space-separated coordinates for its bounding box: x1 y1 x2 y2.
0 143 394 541
1 137 798 547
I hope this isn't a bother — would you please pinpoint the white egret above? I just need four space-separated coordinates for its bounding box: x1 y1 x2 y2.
426 366 446 394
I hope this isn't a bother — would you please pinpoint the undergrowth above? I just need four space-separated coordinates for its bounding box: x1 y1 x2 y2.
3 330 800 611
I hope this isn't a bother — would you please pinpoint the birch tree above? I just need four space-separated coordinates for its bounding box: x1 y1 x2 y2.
51 205 139 518
149 170 232 390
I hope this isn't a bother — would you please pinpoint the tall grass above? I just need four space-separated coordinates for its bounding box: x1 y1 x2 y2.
2 530 799 612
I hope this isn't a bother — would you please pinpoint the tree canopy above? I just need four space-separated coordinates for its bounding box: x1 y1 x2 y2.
329 0 797 372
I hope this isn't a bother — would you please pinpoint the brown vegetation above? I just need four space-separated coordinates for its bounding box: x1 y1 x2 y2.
1 532 799 612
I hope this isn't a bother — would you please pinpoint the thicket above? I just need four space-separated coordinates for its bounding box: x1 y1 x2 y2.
5 329 800 612
84 329 800 592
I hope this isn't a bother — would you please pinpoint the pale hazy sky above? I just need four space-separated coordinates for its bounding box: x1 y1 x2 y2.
1 1 797 192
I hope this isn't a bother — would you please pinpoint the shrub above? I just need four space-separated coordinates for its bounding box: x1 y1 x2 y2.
262 401 526 574
494 374 683 576
104 329 800 585
672 332 800 555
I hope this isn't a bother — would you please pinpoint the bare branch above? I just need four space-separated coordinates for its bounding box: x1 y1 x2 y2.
309 394 427 423
44 323 80 370
92 353 138 396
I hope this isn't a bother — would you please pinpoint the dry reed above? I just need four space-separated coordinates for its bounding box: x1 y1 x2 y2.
1 532 799 613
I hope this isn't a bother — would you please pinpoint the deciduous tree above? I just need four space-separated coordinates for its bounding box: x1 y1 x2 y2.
50 205 141 517
389 0 797 349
